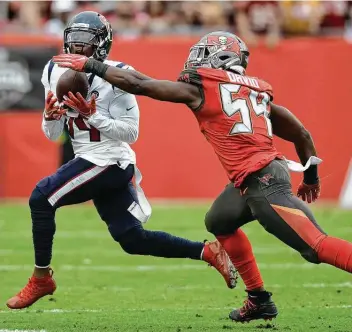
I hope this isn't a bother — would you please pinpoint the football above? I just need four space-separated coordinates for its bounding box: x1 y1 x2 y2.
56 69 89 103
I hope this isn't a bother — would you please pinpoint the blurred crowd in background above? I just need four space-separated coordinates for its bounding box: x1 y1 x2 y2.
1 1 352 47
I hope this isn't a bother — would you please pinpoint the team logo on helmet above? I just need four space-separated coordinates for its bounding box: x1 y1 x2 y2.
207 35 237 52
218 36 229 46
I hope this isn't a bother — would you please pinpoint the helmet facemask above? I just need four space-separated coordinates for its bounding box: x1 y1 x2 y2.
63 11 113 61
64 27 111 61
185 43 212 69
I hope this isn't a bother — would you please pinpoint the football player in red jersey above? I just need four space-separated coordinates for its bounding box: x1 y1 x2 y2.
53 31 352 323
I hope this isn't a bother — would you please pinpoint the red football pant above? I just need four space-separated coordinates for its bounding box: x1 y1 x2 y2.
272 205 352 273
317 236 352 272
217 229 264 291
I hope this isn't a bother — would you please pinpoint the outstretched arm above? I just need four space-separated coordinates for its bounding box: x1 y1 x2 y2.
270 102 320 202
52 54 202 110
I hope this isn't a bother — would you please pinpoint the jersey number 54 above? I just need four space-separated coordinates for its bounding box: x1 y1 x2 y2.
220 84 273 137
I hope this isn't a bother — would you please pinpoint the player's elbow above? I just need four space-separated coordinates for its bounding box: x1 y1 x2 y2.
126 125 139 144
45 132 61 141
296 126 312 143
128 132 138 144
41 126 61 141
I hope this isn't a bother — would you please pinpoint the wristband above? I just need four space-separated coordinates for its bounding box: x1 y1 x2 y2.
84 58 109 78
303 164 319 185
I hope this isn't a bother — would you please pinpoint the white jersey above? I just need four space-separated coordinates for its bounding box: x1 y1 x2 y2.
41 59 139 168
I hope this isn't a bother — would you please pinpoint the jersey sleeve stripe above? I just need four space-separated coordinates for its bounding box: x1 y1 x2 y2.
88 74 96 86
112 62 130 91
48 60 55 84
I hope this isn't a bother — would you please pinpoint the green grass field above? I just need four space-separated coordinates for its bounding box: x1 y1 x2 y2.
0 203 351 332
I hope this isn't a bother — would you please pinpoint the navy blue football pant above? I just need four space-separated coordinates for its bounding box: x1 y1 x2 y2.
29 157 203 267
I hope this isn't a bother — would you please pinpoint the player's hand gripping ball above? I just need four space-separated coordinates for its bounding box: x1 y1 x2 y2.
44 91 66 121
53 54 89 72
297 182 321 204
63 92 97 118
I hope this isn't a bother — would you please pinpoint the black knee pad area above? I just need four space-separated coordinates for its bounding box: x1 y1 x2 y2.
204 212 236 236
111 225 145 254
301 248 320 264
29 187 53 211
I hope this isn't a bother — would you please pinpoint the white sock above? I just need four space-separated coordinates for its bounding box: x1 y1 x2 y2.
200 247 205 260
35 264 50 269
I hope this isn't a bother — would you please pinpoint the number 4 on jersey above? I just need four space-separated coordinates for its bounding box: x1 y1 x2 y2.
67 116 101 142
220 84 273 137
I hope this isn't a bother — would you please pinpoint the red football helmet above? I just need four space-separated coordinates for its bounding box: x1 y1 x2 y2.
185 31 250 75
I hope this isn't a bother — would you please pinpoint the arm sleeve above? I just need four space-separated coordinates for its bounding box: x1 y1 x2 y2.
177 68 202 86
41 61 65 141
87 92 139 144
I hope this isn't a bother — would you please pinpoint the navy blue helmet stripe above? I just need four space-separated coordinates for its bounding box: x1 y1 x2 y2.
88 74 95 86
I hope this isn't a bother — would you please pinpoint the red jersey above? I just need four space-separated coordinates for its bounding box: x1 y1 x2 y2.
178 67 283 187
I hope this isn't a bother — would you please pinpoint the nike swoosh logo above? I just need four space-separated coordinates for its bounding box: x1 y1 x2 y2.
126 106 135 111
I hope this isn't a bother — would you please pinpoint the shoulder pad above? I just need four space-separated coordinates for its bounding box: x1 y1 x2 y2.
178 68 202 86
105 60 134 70
47 60 55 84
258 79 274 101
41 60 52 87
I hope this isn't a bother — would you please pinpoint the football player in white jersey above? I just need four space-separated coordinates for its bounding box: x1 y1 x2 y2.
6 11 236 310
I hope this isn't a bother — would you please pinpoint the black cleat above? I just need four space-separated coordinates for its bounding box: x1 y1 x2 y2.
229 292 278 323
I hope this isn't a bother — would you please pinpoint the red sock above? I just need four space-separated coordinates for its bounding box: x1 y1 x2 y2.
217 229 264 290
317 236 352 273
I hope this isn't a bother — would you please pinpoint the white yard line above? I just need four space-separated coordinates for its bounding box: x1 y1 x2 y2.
0 246 292 256
0 227 350 240
0 230 248 239
0 309 101 315
39 309 101 313
0 231 111 239
0 330 47 332
5 282 352 293
62 263 330 271
162 282 352 289
0 306 350 316
0 262 335 272
0 263 321 272
302 282 352 288
0 250 14 255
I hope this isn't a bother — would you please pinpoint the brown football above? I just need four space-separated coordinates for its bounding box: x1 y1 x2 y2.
56 69 89 103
